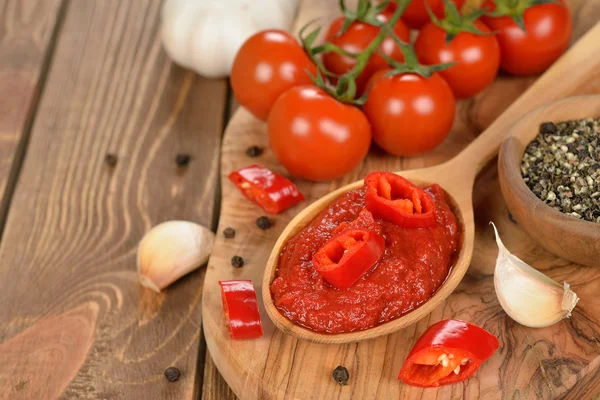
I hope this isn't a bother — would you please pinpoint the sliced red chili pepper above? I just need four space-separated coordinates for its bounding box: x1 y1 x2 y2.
364 172 436 229
219 280 263 339
312 228 385 290
229 164 304 214
399 319 499 387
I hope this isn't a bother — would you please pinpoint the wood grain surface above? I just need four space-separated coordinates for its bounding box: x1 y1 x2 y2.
203 0 600 399
0 0 228 398
0 0 66 227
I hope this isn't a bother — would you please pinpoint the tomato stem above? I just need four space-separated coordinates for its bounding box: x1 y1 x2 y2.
312 43 359 59
330 0 411 103
484 0 561 32
337 0 393 36
427 0 492 45
299 21 338 78
380 24 457 78
343 0 409 78
301 0 453 104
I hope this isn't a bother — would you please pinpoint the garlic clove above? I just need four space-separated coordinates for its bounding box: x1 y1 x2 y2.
491 222 579 328
137 220 215 292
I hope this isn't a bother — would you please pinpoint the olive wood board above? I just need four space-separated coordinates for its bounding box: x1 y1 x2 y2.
202 0 600 398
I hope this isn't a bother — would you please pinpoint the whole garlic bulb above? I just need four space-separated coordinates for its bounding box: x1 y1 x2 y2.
137 221 215 292
161 0 300 78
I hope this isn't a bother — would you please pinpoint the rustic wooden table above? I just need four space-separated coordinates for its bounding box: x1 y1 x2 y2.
0 0 236 398
1 0 599 399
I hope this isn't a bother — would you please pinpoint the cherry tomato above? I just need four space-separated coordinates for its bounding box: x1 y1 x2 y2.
481 0 572 75
415 21 500 99
231 30 317 121
362 71 455 156
322 10 410 94
402 0 466 29
268 85 371 181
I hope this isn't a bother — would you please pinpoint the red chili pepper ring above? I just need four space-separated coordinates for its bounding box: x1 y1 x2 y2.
399 319 499 387
364 171 436 229
229 164 304 214
219 280 263 339
312 228 385 290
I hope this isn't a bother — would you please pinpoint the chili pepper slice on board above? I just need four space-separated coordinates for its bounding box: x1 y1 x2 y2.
399 319 499 387
364 172 436 228
229 164 304 214
312 228 385 290
219 280 263 339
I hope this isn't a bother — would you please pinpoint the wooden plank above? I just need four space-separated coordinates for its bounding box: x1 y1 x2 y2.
0 0 228 399
202 349 238 400
201 86 239 400
201 0 600 399
0 0 65 225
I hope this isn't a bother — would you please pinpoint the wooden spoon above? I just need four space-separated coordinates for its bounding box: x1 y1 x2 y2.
263 23 600 344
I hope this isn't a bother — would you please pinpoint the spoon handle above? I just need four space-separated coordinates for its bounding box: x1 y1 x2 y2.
450 22 600 176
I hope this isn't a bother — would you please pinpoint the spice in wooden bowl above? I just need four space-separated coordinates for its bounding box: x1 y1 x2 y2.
520 118 600 223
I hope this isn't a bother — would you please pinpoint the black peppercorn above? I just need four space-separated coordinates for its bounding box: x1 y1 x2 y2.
523 117 600 223
332 365 349 386
246 145 263 157
231 255 244 268
256 216 271 230
539 122 557 135
223 227 236 239
175 154 191 166
164 367 181 382
105 153 118 167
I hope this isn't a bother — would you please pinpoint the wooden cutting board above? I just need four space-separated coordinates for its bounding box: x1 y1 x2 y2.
202 1 600 398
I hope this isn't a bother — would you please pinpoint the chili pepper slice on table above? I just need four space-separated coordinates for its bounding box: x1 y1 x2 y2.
399 319 499 387
219 280 263 339
312 228 385 290
229 164 304 214
364 172 436 229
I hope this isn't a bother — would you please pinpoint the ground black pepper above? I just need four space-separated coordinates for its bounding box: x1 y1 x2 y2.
164 367 181 382
246 145 263 157
223 227 236 238
105 153 118 167
256 216 271 230
231 255 244 268
332 365 349 386
521 118 600 223
175 153 191 166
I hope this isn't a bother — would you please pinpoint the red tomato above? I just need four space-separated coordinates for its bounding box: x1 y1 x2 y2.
362 71 455 156
415 21 500 99
322 10 410 94
231 30 317 121
268 85 371 181
481 0 572 75
402 0 466 29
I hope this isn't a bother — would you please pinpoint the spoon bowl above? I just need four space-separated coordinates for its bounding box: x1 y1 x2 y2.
262 24 600 344
499 95 600 267
263 168 473 344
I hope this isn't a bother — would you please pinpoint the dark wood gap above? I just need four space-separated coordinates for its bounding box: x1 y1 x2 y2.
210 79 233 233
0 0 70 239
196 79 234 400
200 79 240 400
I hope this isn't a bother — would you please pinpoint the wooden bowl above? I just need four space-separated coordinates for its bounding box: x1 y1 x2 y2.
498 95 600 267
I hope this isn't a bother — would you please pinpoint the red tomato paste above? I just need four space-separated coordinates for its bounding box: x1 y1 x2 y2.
270 184 459 334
